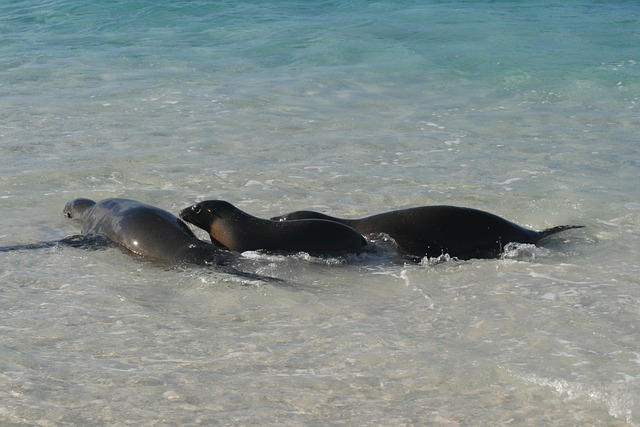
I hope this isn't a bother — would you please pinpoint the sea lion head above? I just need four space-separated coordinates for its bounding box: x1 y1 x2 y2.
179 200 240 230
63 198 96 220
180 200 243 249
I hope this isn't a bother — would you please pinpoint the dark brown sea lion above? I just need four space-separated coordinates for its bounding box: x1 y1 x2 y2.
179 200 367 255
271 205 583 260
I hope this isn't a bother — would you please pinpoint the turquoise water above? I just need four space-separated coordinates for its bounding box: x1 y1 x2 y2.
1 1 639 425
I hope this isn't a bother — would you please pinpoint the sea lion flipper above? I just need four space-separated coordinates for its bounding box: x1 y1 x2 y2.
212 263 285 284
59 234 111 250
538 225 584 240
0 241 60 252
0 235 109 253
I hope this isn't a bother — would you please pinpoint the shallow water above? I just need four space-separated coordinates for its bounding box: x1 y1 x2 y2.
1 1 640 425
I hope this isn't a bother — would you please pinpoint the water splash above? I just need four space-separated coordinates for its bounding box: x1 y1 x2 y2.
508 370 637 426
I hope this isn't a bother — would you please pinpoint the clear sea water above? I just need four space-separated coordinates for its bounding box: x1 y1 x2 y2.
1 0 639 425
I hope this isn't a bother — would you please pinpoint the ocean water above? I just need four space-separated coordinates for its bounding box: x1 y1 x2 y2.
1 0 639 425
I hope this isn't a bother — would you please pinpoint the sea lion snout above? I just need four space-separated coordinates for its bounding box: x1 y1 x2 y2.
180 204 200 219
180 202 218 232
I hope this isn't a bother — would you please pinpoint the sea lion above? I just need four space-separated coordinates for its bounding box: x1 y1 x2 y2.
271 206 583 260
179 200 367 255
63 197 236 265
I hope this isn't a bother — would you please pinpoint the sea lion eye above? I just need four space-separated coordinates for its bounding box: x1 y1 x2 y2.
193 205 201 215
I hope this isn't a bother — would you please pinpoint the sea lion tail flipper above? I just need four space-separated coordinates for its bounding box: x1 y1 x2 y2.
539 225 585 240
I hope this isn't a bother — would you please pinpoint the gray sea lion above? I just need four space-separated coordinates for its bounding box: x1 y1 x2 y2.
271 206 583 260
179 200 367 255
64 197 236 266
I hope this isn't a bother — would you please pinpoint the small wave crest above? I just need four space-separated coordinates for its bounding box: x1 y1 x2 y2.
240 244 392 266
510 371 638 426
500 242 553 261
419 253 454 266
241 250 346 266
